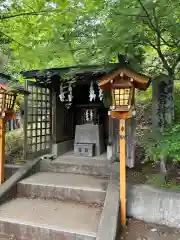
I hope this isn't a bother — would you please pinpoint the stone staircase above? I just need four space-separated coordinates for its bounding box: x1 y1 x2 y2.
0 157 119 240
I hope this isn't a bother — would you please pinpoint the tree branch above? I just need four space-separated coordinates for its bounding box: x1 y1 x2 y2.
146 38 172 74
138 0 174 48
137 0 156 31
0 9 61 21
157 49 171 73
137 0 173 74
0 31 27 48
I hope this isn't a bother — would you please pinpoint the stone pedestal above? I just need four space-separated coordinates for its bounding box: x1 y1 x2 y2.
74 124 105 156
74 143 95 157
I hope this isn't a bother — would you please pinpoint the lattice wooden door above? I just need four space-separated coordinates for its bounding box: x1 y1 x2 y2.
24 81 52 160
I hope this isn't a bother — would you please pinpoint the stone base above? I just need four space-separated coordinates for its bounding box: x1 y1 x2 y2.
74 143 95 157
74 124 105 156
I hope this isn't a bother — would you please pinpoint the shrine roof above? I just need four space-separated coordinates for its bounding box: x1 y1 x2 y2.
21 63 127 84
0 72 19 83
0 72 11 83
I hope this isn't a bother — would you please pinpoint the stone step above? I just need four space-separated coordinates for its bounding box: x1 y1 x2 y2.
17 172 108 204
0 198 102 240
40 157 112 177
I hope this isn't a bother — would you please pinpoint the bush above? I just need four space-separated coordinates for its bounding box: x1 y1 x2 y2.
5 129 24 164
140 124 180 163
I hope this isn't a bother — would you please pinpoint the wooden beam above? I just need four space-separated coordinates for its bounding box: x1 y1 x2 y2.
119 118 126 227
109 110 132 119
0 119 5 184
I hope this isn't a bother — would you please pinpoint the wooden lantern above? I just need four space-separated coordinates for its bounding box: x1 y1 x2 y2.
98 67 151 114
98 67 151 228
0 88 17 184
110 76 135 112
0 83 30 184
0 90 17 117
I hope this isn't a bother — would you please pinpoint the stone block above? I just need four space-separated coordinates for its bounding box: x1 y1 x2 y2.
127 184 180 228
74 124 105 156
74 143 95 157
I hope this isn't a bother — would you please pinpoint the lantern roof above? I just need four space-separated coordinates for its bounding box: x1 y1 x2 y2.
0 83 8 90
98 67 151 91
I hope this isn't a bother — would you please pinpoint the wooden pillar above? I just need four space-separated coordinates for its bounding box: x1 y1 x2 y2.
119 118 126 227
110 111 132 227
0 119 5 184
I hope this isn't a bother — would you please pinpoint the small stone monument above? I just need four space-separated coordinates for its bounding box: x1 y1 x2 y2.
74 106 105 157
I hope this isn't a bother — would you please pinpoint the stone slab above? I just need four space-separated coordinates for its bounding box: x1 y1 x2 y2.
127 184 180 229
40 158 112 178
0 198 102 240
17 172 108 204
74 124 105 156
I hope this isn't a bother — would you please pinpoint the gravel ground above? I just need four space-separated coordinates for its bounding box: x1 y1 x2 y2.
120 218 180 240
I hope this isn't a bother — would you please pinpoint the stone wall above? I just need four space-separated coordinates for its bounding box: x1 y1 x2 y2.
127 184 180 228
5 164 23 181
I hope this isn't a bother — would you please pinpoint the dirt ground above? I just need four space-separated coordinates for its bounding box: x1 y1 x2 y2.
127 161 180 188
127 162 159 184
120 218 180 240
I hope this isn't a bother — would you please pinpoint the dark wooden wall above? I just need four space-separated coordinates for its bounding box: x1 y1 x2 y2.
51 76 109 144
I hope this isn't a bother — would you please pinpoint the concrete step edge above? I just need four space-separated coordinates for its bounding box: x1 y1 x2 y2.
17 183 106 204
0 217 96 237
18 182 107 192
40 160 111 177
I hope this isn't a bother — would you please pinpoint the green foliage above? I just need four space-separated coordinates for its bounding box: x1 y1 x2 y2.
5 129 24 163
106 0 180 76
140 124 180 163
0 0 180 78
136 86 152 103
